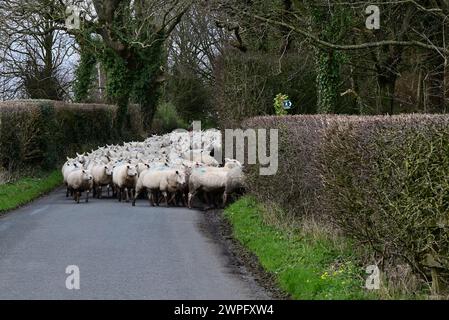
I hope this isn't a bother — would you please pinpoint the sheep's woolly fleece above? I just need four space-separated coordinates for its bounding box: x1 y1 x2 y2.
62 129 245 206
73 129 223 169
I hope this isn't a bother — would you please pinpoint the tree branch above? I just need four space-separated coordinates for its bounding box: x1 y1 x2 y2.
234 7 448 54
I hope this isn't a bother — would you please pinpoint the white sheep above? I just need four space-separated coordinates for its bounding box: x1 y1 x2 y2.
188 159 242 209
91 163 114 198
112 164 138 202
66 169 93 203
133 167 186 207
183 150 218 167
223 165 244 205
62 158 82 197
65 128 240 207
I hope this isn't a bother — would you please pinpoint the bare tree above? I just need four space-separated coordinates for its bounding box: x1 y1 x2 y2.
0 0 76 100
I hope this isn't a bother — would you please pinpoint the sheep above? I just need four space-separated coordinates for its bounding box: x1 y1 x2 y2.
183 150 219 167
133 167 186 207
136 162 150 176
188 159 242 209
75 152 87 165
223 165 245 206
112 164 138 202
62 158 82 197
66 169 93 203
91 163 114 198
64 127 245 207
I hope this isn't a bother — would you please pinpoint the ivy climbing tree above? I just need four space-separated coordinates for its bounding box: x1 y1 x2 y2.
309 4 351 114
70 0 192 132
73 35 97 103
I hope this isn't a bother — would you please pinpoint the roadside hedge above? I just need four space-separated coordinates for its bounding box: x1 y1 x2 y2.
243 114 449 294
0 100 143 171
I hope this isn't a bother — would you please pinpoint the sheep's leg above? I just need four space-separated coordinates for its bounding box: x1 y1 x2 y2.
168 192 177 206
107 185 110 197
147 192 152 206
150 191 156 206
125 187 130 202
182 192 188 207
188 191 197 209
203 192 212 210
76 191 80 204
98 186 103 199
155 193 159 206
169 192 178 206
86 190 90 203
132 187 141 207
118 187 122 202
92 184 97 198
161 191 168 207
222 192 228 208
66 186 69 197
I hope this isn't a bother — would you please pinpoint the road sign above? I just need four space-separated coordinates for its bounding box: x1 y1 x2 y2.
283 100 292 110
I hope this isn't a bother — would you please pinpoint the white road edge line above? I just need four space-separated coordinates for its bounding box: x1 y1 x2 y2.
29 206 49 216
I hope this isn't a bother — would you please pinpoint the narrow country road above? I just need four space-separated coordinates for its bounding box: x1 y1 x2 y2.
0 188 269 300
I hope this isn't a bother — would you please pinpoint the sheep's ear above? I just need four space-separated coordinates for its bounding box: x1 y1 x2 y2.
67 156 70 161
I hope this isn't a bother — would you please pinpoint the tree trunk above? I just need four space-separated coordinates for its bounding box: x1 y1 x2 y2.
316 49 340 114
376 73 397 114
443 57 449 113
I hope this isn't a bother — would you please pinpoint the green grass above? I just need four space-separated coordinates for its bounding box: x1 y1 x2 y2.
0 170 62 213
224 196 376 300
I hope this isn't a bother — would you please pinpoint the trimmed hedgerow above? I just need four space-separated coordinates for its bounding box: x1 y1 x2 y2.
243 114 449 294
0 100 144 171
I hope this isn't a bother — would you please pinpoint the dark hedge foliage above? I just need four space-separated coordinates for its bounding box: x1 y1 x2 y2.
243 114 449 292
0 100 143 171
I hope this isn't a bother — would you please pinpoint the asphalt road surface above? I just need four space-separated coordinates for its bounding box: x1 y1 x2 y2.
0 188 270 299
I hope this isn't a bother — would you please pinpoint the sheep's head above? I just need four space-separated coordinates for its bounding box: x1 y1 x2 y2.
224 158 242 169
126 165 138 177
82 170 93 181
175 170 186 186
105 165 113 176
76 152 86 163
65 158 75 167
65 158 81 169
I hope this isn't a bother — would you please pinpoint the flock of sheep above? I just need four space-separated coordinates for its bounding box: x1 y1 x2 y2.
61 129 244 209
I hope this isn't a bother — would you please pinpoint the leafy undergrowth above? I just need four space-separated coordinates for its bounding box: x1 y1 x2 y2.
0 170 62 213
224 196 376 300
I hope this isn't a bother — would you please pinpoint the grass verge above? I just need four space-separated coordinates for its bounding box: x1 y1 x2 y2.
224 196 375 300
0 170 62 213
